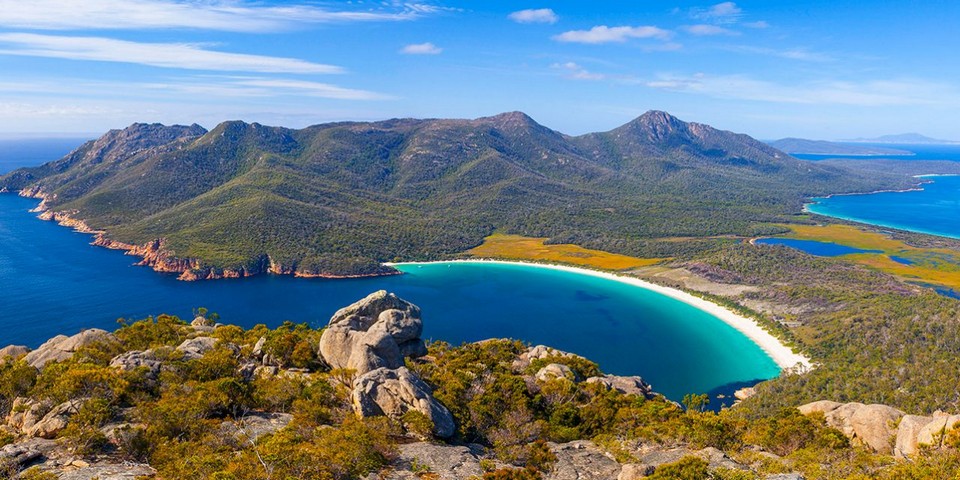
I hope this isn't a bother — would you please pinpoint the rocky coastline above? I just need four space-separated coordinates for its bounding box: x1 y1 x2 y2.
17 187 400 282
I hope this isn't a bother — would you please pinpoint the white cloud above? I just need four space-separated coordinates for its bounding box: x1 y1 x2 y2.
644 73 958 107
508 8 558 24
0 33 342 74
0 0 429 32
0 75 390 102
0 102 125 117
743 20 770 29
229 78 389 100
727 45 833 62
682 24 739 36
553 25 672 44
692 2 743 23
551 62 605 80
400 42 443 55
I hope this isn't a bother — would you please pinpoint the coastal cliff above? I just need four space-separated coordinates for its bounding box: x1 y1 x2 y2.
20 187 399 281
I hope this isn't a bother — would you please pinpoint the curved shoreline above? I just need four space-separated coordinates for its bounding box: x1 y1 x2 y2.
387 259 812 372
804 175 960 240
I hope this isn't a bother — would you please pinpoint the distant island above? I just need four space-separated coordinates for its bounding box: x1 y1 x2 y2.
845 133 960 144
768 138 914 156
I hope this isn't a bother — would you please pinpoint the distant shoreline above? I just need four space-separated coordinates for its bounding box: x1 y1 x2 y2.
804 175 960 241
387 259 813 372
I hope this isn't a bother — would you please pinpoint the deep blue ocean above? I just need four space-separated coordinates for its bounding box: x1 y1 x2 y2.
792 143 960 162
792 144 960 239
0 138 90 174
806 175 960 240
0 139 779 403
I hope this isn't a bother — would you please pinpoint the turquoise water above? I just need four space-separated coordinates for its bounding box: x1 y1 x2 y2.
0 192 779 403
807 175 960 239
755 238 881 256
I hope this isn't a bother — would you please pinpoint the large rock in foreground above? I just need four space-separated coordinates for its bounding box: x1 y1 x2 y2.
353 366 455 438
798 401 904 454
319 290 427 375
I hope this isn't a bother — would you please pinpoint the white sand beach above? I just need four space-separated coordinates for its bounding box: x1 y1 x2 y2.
386 259 813 372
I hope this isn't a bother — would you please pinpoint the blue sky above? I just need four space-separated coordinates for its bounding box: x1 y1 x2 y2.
0 0 958 140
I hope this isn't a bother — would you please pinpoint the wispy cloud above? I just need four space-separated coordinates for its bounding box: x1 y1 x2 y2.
743 20 770 29
682 24 739 36
0 0 432 32
508 8 558 24
551 62 605 80
0 102 125 117
400 42 443 55
691 2 743 24
726 45 834 62
553 25 672 44
0 33 342 74
645 73 957 107
0 75 390 101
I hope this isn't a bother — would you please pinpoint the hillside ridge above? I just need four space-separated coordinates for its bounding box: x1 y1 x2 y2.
0 111 921 279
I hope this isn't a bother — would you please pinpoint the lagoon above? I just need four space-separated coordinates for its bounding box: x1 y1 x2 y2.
754 237 881 257
0 194 780 403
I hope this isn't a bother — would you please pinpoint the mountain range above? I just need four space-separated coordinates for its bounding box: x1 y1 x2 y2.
0 111 920 278
845 133 959 144
767 138 913 156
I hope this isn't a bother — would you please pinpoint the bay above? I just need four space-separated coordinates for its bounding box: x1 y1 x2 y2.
0 192 779 403
806 175 960 240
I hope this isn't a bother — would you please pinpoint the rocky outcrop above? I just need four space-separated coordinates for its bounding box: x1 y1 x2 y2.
6 397 86 438
219 412 293 444
386 442 488 479
546 441 622 480
0 439 46 469
916 413 960 449
536 363 576 382
513 344 586 371
895 414 933 457
319 290 427 375
23 329 117 369
109 349 164 378
176 337 217 360
585 375 654 398
0 436 155 479
0 345 29 363
352 366 455 438
798 401 907 455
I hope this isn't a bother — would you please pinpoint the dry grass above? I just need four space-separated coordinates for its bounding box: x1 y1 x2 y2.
466 233 663 271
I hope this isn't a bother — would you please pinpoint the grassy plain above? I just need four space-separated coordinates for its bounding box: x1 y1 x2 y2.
466 233 663 270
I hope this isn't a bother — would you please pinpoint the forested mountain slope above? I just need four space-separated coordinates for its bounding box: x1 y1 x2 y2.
0 111 919 277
